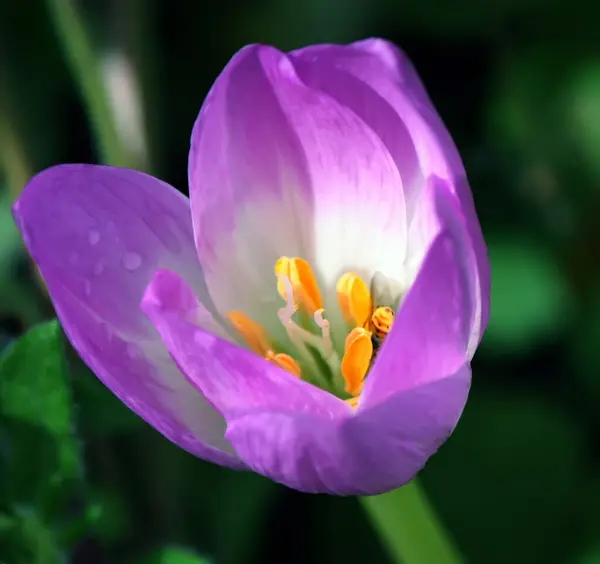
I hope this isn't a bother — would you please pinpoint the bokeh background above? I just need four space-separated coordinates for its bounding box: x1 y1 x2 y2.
1 0 600 563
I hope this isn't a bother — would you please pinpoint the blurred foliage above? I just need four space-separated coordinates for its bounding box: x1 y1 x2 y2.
1 0 600 562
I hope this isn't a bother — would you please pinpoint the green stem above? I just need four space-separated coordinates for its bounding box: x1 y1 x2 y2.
360 479 463 564
44 0 130 167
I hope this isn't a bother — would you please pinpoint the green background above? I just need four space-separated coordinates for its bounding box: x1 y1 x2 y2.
1 0 600 562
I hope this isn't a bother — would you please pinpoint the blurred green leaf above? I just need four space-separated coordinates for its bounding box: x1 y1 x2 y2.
565 61 600 181
422 391 587 564
214 472 277 564
0 507 65 564
0 193 43 325
570 294 600 403
575 547 600 564
68 347 143 438
485 238 573 352
86 486 132 545
137 546 211 564
486 41 600 208
0 320 81 516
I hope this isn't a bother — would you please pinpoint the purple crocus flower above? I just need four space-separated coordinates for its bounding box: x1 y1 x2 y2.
13 39 489 495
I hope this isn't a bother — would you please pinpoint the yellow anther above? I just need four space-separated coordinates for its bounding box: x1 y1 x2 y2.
340 327 373 396
226 311 271 357
336 272 372 328
275 257 323 315
265 350 302 378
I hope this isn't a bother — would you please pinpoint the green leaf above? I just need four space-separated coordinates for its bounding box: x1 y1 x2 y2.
137 546 211 564
485 238 573 352
0 320 81 516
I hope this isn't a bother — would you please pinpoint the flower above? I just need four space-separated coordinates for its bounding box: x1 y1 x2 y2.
12 39 489 495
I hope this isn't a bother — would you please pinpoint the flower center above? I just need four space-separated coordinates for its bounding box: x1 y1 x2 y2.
226 257 397 408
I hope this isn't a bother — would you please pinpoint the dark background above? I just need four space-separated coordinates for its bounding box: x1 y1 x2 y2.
1 0 600 563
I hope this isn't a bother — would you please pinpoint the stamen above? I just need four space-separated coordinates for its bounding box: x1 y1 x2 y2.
313 308 332 357
276 272 339 378
336 272 372 328
276 273 322 351
265 350 302 378
275 256 323 315
276 273 300 328
226 311 271 356
340 327 373 396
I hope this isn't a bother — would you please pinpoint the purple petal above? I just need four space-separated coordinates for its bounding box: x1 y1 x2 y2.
290 39 490 350
225 220 472 494
226 365 469 495
188 44 407 329
361 182 474 408
181 215 472 494
142 269 348 421
289 43 422 206
13 164 243 468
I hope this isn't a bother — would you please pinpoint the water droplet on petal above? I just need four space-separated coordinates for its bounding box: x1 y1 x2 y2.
88 230 100 245
92 261 104 275
122 252 142 271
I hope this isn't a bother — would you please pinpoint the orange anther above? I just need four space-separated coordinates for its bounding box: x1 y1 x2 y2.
265 350 302 378
275 257 323 315
226 311 271 357
336 272 372 328
340 327 373 396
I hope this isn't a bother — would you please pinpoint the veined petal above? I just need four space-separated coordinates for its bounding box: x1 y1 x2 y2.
290 39 489 350
188 45 407 331
13 165 242 468
290 44 422 206
142 269 348 421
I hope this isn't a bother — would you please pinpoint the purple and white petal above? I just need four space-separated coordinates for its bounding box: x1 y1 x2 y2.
142 269 349 421
290 39 489 350
189 45 407 334
361 189 474 408
224 216 473 494
13 165 242 467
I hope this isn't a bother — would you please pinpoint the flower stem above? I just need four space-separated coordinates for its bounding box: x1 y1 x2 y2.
44 0 130 167
360 479 463 564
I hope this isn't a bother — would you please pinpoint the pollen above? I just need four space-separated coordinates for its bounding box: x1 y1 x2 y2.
336 272 372 328
275 257 323 315
340 327 373 397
